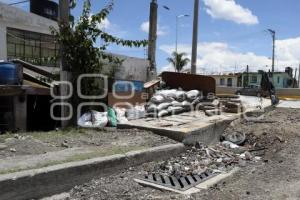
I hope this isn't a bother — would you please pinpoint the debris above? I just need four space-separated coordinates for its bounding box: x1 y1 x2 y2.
223 131 246 145
9 148 16 152
0 144 7 150
77 110 108 128
275 135 284 142
61 140 69 148
240 151 252 160
222 141 240 149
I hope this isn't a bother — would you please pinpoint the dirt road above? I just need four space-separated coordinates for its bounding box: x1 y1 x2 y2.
65 108 300 200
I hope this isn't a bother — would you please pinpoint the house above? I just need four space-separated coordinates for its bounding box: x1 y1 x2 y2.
241 67 296 88
210 74 241 87
0 1 59 67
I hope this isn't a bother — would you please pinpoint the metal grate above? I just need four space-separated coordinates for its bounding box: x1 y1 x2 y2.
138 170 218 191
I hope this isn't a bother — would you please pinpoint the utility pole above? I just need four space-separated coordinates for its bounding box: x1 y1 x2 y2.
59 0 71 127
148 0 158 78
246 65 249 87
191 0 199 74
298 64 300 88
267 29 276 74
293 67 298 88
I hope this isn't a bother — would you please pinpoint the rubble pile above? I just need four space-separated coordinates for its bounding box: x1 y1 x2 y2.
148 139 261 178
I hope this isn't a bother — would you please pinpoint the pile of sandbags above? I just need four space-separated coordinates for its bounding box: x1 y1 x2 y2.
145 89 203 118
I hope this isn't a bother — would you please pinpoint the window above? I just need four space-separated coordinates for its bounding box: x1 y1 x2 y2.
6 28 59 67
227 78 233 87
220 78 225 85
251 76 257 83
277 76 280 84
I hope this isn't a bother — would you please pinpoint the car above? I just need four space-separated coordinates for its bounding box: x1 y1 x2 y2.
235 84 269 97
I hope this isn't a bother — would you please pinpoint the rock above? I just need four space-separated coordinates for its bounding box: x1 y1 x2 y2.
0 144 7 150
61 141 69 148
223 131 246 145
238 159 247 167
244 151 252 160
275 135 284 142
10 148 16 152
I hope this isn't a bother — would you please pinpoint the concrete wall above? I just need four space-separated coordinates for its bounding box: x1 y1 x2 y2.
102 54 150 82
0 2 58 60
216 86 300 97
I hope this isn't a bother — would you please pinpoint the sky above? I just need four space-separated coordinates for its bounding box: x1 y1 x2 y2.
2 0 300 75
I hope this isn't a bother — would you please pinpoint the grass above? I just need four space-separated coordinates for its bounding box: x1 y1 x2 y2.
0 145 146 175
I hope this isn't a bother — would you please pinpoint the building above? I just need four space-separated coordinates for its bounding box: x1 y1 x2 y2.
0 2 59 67
241 67 296 88
210 74 241 87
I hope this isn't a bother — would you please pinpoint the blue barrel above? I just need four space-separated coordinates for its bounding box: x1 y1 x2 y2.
0 62 19 85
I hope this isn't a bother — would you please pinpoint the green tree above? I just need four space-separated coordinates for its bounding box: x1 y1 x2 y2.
166 52 190 72
51 0 147 125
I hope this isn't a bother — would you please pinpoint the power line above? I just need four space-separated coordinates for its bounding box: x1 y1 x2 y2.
8 0 29 6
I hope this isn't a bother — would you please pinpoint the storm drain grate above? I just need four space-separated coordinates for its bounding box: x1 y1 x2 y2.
137 170 218 191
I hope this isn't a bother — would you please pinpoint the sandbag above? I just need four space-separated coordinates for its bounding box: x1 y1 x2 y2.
158 110 169 117
150 95 165 104
171 100 182 107
146 104 157 113
157 102 172 111
126 105 146 120
156 89 177 99
175 91 186 102
186 90 200 100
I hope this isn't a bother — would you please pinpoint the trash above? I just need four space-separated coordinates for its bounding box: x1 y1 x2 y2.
10 148 16 152
126 105 146 120
107 107 117 127
77 110 108 128
222 141 240 149
223 131 246 145
240 151 252 160
114 107 128 123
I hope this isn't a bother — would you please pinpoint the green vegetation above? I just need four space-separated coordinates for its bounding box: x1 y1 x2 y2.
167 51 190 72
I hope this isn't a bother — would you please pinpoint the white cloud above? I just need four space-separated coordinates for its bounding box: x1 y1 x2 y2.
203 0 259 25
140 21 168 36
159 37 300 74
89 16 127 37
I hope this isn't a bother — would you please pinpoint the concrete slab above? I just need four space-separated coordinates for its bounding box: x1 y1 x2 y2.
119 96 271 145
277 100 300 109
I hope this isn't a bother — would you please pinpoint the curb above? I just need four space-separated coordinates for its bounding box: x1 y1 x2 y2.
0 143 185 200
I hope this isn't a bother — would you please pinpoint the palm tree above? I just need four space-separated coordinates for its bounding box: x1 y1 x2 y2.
166 52 190 72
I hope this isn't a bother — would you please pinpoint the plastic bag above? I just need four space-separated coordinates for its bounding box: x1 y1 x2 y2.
107 107 117 127
77 110 108 128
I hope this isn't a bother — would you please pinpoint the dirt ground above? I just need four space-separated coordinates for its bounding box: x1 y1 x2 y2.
65 108 300 200
0 128 176 174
